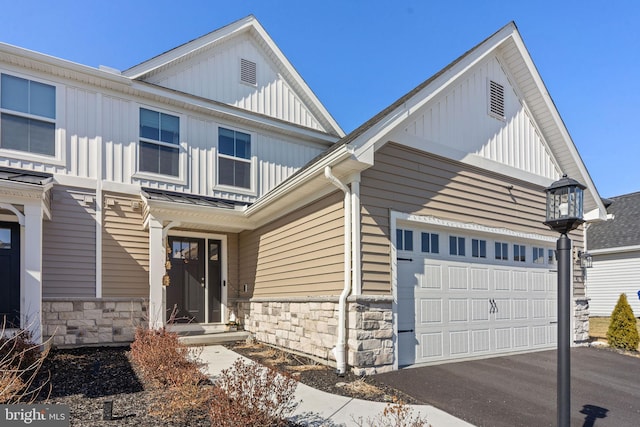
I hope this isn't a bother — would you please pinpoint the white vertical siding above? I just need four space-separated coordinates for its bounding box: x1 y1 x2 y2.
587 252 640 316
66 87 98 179
403 56 558 180
102 95 135 184
146 36 326 132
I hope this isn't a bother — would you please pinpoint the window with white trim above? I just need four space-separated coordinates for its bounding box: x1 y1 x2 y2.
449 236 465 256
495 242 508 261
513 244 526 262
218 127 251 189
0 74 56 156
472 238 487 258
533 247 545 264
397 229 413 251
421 232 439 254
139 108 180 177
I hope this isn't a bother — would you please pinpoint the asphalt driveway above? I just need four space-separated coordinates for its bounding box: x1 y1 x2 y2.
375 347 640 427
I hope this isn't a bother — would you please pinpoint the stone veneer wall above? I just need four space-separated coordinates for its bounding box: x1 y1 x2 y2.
574 297 590 344
42 298 148 346
237 295 393 375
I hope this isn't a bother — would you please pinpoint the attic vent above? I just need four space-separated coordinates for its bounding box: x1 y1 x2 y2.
488 80 505 119
240 58 257 86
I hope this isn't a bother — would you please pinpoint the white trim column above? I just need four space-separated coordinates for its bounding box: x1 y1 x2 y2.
22 203 43 343
148 216 165 329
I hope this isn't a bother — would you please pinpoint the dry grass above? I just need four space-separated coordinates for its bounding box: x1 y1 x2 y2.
339 378 384 396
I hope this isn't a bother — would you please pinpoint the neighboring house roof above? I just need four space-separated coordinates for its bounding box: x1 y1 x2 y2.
123 15 344 138
0 166 52 185
587 192 640 250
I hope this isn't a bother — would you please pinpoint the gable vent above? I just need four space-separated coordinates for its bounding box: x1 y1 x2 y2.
240 58 257 86
488 80 505 119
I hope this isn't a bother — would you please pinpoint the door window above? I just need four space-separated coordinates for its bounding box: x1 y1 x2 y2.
0 228 10 249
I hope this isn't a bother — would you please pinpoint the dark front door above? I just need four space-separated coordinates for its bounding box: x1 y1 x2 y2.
208 240 222 323
167 237 205 323
0 222 20 327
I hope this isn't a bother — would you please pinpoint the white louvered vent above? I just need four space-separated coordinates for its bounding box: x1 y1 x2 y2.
240 58 257 86
488 80 505 120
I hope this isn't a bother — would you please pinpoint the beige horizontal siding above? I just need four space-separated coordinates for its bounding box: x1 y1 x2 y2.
102 192 149 298
42 186 96 297
360 143 583 295
239 191 344 297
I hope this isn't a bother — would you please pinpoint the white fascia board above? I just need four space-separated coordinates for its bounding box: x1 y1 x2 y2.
144 200 253 232
132 81 339 145
509 33 606 221
590 245 640 255
0 42 131 87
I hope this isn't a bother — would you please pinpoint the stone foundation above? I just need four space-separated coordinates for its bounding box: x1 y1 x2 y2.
42 297 148 346
574 297 590 344
237 295 393 375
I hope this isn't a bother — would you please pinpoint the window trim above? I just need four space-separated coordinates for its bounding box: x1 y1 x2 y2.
133 104 187 185
215 124 256 195
0 71 65 165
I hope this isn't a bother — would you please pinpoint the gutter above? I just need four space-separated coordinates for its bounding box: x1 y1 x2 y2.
324 166 351 376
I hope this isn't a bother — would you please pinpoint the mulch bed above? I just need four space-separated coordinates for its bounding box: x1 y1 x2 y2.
29 342 418 426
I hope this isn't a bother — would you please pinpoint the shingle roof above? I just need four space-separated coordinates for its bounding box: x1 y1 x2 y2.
141 187 247 209
0 166 52 185
588 191 640 250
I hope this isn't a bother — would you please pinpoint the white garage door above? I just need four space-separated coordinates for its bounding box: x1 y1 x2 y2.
397 228 557 366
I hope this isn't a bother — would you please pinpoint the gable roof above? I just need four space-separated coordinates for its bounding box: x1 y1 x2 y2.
122 15 344 138
587 192 640 251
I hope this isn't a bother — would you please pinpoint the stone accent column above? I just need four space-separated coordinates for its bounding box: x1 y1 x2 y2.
574 297 590 344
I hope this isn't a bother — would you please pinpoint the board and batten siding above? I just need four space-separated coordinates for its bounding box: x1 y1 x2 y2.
239 191 344 297
102 192 149 298
42 187 96 297
587 251 640 316
145 35 325 132
359 143 582 295
403 56 558 181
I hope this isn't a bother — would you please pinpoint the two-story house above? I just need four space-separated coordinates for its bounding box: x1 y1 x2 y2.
0 16 606 374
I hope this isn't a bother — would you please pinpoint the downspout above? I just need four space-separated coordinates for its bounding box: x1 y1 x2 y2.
324 166 351 375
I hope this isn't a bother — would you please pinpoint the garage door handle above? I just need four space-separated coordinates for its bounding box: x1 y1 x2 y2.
489 299 498 313
398 329 414 333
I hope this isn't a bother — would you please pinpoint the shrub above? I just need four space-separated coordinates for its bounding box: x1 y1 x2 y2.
353 397 430 427
0 328 50 403
607 293 640 351
209 358 299 427
130 325 209 420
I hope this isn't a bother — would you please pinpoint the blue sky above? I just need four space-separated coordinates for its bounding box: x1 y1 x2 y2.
1 0 637 198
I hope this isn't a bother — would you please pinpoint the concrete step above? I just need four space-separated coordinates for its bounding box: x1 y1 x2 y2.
178 330 249 346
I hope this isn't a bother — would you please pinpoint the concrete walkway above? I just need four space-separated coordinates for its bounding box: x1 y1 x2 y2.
199 345 473 427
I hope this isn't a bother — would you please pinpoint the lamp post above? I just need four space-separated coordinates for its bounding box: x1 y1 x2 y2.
543 174 586 427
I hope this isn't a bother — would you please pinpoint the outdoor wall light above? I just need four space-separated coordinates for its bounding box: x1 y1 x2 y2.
543 173 586 427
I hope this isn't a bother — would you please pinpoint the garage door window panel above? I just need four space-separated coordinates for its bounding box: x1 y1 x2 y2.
449 236 465 256
513 244 526 262
421 232 439 254
472 239 487 259
495 242 508 261
397 229 413 251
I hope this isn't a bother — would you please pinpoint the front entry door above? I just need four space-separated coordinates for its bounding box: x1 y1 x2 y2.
0 222 20 327
167 237 205 323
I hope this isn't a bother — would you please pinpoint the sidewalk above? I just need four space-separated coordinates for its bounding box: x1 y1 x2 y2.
199 345 474 427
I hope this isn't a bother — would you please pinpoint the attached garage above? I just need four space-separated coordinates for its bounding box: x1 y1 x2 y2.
393 213 559 366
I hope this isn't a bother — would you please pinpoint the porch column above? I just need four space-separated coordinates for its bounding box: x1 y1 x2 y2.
22 204 43 343
148 217 165 329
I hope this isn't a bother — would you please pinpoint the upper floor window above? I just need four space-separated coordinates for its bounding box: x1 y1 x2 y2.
472 239 487 258
0 74 56 156
449 236 465 256
218 127 251 189
139 108 180 177
396 229 413 251
421 232 439 254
